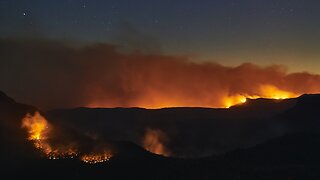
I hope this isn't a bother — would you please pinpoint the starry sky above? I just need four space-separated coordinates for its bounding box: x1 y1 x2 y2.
1 0 320 73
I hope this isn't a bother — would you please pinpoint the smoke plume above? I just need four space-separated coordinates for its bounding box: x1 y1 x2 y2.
1 38 320 110
142 128 171 156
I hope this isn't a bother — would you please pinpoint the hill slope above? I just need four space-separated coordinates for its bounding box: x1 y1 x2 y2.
2 91 320 179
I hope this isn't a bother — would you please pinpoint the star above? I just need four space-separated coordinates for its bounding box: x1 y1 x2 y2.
23 12 26 16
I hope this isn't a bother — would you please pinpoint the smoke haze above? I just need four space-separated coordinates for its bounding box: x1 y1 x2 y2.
1 38 320 110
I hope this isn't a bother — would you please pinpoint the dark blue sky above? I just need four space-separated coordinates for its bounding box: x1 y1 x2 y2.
1 0 320 73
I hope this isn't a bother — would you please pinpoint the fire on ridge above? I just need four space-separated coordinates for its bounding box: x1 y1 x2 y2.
21 112 169 162
20 112 173 160
21 112 113 164
20 84 300 161
223 84 299 108
89 84 300 109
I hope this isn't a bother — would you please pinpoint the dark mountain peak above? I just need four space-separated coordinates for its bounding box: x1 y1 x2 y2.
299 93 320 98
0 90 15 104
296 94 320 107
278 94 320 126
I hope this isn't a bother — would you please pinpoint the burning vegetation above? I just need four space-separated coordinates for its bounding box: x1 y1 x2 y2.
19 81 303 161
21 112 50 141
80 150 113 164
222 84 299 108
21 112 113 164
21 112 78 159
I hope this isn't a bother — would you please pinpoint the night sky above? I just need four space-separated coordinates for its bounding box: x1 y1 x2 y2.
1 0 320 73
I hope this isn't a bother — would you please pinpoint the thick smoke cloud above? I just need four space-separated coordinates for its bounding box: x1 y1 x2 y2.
1 37 320 110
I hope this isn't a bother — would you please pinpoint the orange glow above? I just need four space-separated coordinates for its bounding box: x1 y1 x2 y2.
21 111 115 163
21 112 78 159
80 150 113 164
221 85 299 108
143 128 170 156
47 147 78 160
87 83 302 109
21 112 50 141
259 84 298 99
223 95 247 108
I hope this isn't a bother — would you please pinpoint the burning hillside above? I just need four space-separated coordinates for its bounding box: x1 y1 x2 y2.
21 111 113 164
80 150 113 164
222 84 299 108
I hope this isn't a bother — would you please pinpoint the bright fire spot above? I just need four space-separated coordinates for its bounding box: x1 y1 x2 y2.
80 150 113 164
222 85 299 108
21 112 50 141
21 112 78 159
143 128 170 156
259 85 298 99
223 95 248 108
21 111 114 164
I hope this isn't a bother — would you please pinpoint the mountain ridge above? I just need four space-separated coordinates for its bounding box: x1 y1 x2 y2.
2 90 320 179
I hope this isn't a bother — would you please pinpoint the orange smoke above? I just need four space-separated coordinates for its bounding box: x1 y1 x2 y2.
21 111 113 163
89 83 301 109
82 56 320 109
259 84 298 100
2 39 320 109
142 128 171 156
221 84 300 108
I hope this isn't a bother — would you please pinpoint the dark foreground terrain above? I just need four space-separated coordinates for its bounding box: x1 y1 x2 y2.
1 90 320 179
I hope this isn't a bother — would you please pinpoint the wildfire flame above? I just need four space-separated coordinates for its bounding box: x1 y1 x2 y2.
222 84 299 108
21 112 50 141
80 150 113 164
20 84 300 161
143 128 170 156
21 112 78 159
223 95 248 108
87 83 302 109
21 112 113 164
259 84 298 100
